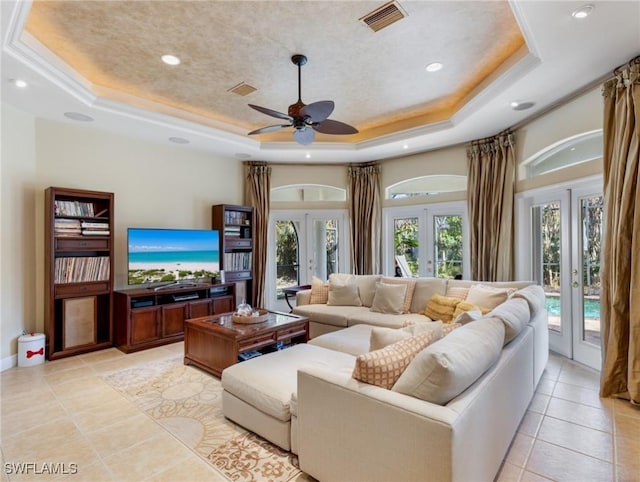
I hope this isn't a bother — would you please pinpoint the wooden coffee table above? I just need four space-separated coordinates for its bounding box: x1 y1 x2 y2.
183 310 309 377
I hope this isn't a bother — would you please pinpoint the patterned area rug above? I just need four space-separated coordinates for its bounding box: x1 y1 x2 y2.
102 357 303 482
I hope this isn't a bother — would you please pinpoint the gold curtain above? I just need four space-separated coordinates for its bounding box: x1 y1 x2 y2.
466 130 516 281
244 161 271 308
348 163 381 274
600 57 640 403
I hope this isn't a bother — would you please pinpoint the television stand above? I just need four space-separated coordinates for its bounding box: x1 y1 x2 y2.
114 283 236 353
153 281 198 291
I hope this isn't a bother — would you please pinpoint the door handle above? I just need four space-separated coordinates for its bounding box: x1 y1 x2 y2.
572 281 579 288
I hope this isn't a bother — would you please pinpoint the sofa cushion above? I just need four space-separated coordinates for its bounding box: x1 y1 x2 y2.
511 284 546 316
327 274 362 306
423 294 462 323
392 317 505 405
353 330 439 389
221 344 356 421
409 278 448 314
355 275 382 307
347 311 430 329
465 284 515 309
381 277 416 313
488 298 530 344
309 324 375 356
370 282 407 314
293 304 364 328
309 276 329 304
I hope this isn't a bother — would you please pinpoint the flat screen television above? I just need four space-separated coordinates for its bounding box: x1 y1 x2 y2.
127 228 220 286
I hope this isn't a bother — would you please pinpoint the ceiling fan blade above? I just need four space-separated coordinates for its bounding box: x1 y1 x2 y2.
248 104 293 122
248 124 291 135
313 119 359 135
300 100 334 122
293 128 315 145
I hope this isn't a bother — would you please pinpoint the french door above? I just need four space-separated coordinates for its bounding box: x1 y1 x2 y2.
266 210 348 309
384 202 469 279
518 181 602 369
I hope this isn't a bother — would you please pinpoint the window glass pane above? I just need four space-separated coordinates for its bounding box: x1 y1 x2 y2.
387 175 467 199
393 217 419 276
581 196 602 346
311 219 339 279
433 215 463 279
527 131 602 178
532 202 562 332
275 221 300 298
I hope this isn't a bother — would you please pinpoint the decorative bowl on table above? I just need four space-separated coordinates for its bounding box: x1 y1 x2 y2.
232 308 270 324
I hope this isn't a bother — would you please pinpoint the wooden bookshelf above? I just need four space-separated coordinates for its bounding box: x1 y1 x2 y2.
44 187 114 360
212 204 254 307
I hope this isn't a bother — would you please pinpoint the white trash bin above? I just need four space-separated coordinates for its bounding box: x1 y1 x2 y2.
18 333 46 367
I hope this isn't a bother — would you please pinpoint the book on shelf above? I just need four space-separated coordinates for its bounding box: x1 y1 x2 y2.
224 252 252 271
81 230 110 236
54 200 96 217
224 211 250 225
81 221 109 229
54 256 110 284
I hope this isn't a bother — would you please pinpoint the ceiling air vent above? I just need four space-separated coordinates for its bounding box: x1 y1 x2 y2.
360 1 407 32
228 82 257 96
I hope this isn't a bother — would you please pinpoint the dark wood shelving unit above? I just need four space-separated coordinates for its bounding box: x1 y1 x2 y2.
44 187 114 360
212 204 255 307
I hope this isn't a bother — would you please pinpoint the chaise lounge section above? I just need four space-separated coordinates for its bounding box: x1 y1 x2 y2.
221 276 548 481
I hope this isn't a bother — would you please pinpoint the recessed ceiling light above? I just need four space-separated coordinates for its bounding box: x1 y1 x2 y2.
403 144 409 149
509 101 535 111
13 79 28 88
161 54 181 66
168 136 189 144
425 62 443 73
571 5 594 19
64 112 94 122
305 153 311 159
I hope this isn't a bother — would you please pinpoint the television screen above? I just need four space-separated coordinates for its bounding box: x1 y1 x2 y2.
127 228 220 285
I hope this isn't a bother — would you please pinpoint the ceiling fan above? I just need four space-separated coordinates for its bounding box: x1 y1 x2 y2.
248 54 358 145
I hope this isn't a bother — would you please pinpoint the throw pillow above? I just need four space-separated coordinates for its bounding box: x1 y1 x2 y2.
446 285 469 300
392 317 505 405
369 321 444 351
381 277 417 313
353 330 439 389
423 294 462 323
465 284 515 310
370 282 407 315
453 309 484 325
327 274 362 306
309 276 329 304
452 301 489 319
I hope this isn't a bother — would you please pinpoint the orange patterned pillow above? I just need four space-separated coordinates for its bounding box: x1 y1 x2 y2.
423 294 462 323
380 277 417 313
352 330 438 389
309 276 329 304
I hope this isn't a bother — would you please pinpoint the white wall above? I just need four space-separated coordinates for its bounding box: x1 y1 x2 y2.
1 108 243 363
1 104 37 365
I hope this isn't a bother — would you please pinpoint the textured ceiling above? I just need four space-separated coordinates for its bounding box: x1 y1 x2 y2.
24 0 525 143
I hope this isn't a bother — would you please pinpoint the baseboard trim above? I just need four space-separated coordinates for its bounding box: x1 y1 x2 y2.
1 354 17 371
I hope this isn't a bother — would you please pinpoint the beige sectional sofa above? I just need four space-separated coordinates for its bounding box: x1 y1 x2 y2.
221 276 548 482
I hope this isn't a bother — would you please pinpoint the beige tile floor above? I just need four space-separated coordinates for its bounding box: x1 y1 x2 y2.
1 343 638 481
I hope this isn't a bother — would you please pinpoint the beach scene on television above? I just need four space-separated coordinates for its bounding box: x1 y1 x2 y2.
128 228 220 285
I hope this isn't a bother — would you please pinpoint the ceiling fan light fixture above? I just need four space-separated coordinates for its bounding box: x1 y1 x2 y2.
247 54 358 145
426 62 443 72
